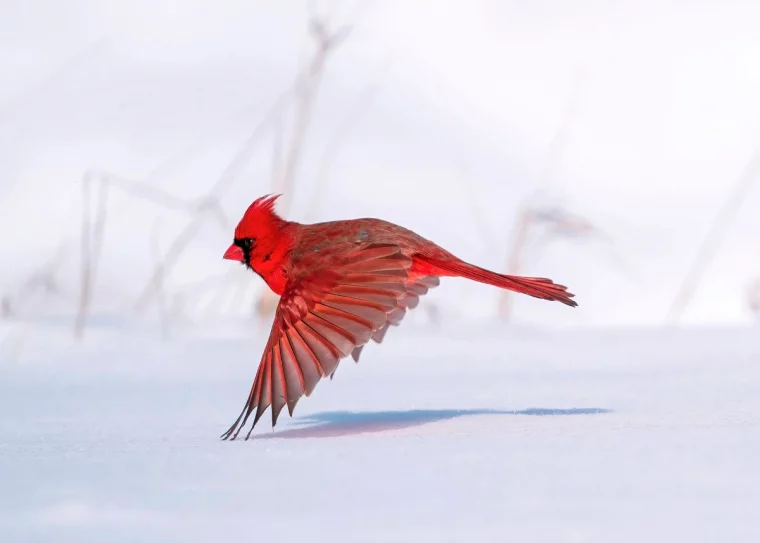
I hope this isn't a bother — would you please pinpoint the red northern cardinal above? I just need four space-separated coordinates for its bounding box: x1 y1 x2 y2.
221 194 577 440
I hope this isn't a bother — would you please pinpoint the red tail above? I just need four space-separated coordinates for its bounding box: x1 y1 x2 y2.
415 254 577 307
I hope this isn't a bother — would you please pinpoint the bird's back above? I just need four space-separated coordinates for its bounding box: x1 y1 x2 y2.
292 217 436 256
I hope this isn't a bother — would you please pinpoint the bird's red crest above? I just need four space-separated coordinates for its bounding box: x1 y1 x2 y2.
234 194 284 239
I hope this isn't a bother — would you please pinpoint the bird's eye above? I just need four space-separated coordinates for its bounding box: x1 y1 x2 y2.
234 237 255 251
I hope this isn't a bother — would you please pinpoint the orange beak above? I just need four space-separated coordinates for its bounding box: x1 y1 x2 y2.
223 244 244 261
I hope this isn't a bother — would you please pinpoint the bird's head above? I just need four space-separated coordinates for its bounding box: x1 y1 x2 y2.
223 194 288 270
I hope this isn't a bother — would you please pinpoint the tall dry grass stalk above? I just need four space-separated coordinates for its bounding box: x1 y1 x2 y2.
665 148 760 324
73 169 225 340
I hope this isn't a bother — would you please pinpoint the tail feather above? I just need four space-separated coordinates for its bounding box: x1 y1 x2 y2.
415 254 577 307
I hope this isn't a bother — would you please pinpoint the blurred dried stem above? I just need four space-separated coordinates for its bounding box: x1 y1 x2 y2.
73 169 226 340
665 147 760 324
304 79 384 221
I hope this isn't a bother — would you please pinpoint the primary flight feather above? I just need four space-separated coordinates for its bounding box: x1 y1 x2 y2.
220 194 577 440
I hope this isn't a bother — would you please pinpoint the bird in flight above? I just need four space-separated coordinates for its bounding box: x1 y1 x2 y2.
221 194 577 440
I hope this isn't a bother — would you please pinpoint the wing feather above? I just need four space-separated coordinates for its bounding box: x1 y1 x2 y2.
252 353 272 429
350 275 441 362
311 302 375 344
286 327 322 395
278 336 305 415
295 320 340 376
303 312 358 357
271 345 288 425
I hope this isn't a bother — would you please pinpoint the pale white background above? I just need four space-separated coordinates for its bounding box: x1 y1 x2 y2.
2 0 760 327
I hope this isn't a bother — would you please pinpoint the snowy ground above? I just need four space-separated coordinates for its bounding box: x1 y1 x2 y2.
1 320 759 542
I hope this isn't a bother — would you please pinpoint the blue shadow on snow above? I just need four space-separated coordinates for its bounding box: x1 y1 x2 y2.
259 407 612 439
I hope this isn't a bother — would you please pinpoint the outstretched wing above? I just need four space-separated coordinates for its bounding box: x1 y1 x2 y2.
221 243 412 440
348 275 440 363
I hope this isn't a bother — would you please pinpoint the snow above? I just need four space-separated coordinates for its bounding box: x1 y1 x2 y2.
1 322 759 542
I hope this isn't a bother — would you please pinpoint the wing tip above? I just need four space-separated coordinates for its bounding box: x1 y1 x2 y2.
350 345 363 362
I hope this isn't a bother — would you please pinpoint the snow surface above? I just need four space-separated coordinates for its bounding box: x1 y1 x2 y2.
1 321 759 542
